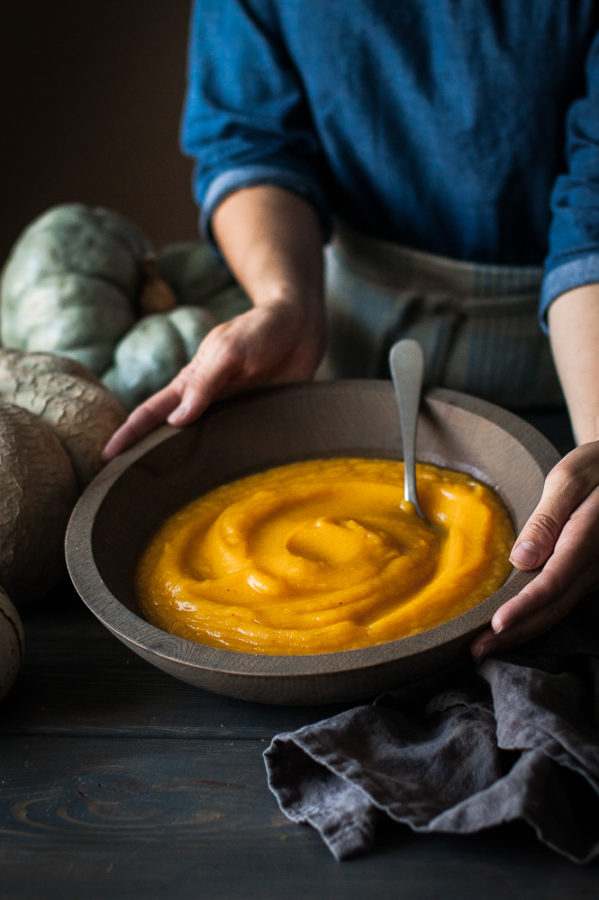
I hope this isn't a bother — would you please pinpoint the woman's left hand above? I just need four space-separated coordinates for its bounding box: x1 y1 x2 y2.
470 439 599 659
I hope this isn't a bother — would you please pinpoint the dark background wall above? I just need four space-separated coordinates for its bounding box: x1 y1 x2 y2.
1 2 199 263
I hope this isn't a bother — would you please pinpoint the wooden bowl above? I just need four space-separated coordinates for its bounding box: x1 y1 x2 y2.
65 381 559 705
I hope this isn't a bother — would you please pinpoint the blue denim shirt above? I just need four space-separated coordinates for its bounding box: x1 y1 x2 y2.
181 0 599 322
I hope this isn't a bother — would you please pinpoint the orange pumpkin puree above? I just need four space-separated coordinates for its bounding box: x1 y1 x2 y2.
136 457 515 655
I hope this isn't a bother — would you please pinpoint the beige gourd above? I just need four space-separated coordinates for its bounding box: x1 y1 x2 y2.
0 350 126 486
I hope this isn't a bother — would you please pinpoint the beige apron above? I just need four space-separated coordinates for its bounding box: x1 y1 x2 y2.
323 221 564 409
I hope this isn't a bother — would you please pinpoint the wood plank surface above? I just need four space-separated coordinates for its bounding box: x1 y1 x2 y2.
2 580 598 899
0 587 350 738
1 732 596 900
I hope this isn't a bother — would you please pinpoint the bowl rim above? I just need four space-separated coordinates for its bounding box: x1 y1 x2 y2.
65 381 560 681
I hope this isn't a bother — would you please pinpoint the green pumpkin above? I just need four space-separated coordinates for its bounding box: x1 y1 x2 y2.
156 241 252 320
102 306 217 411
0 206 254 412
0 204 174 373
155 241 233 304
202 282 253 322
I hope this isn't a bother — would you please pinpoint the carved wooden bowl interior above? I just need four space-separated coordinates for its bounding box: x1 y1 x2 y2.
65 381 559 705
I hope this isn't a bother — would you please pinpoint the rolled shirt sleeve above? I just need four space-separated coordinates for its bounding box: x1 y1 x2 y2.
181 0 331 241
541 30 599 328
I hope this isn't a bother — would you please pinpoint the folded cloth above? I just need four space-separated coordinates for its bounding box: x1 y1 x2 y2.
264 591 599 863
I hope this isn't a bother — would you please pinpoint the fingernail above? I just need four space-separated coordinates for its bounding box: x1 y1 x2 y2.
509 540 539 569
168 405 189 425
101 437 117 461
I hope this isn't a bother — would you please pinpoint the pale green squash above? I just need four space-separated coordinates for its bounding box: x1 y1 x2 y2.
156 241 252 320
0 208 253 412
102 306 217 411
0 204 174 373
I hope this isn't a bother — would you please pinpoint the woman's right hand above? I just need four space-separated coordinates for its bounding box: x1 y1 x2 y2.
103 184 327 460
102 294 325 460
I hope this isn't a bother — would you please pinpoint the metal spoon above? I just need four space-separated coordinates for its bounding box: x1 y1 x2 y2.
389 339 426 519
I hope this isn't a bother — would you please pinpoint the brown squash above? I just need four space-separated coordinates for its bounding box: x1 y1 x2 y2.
0 586 24 702
0 403 78 605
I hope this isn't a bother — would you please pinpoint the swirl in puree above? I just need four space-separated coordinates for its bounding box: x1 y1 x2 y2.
136 457 515 654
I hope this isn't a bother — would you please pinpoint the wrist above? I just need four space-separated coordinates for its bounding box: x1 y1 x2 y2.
212 184 325 308
259 292 326 351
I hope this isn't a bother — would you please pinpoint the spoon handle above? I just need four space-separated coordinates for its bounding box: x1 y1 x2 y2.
389 339 425 517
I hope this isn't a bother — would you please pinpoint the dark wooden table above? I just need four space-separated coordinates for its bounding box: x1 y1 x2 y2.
1 410 597 899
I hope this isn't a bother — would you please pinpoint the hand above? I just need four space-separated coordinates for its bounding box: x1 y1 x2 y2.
102 298 325 460
470 440 599 659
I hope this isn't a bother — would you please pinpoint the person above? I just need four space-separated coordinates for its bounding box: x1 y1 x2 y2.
103 1 599 660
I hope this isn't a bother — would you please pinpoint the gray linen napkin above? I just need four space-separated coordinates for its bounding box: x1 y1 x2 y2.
264 591 599 862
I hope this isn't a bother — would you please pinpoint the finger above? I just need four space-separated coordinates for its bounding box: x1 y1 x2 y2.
510 449 597 570
103 317 260 457
470 625 497 660
500 489 599 628
471 570 580 659
471 579 581 659
102 386 182 459
167 343 243 425
472 487 599 657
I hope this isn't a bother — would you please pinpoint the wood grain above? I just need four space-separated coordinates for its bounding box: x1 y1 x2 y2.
0 585 348 739
1 577 597 899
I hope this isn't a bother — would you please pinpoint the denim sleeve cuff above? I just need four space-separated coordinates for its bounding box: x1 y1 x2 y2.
540 254 599 332
199 166 331 245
